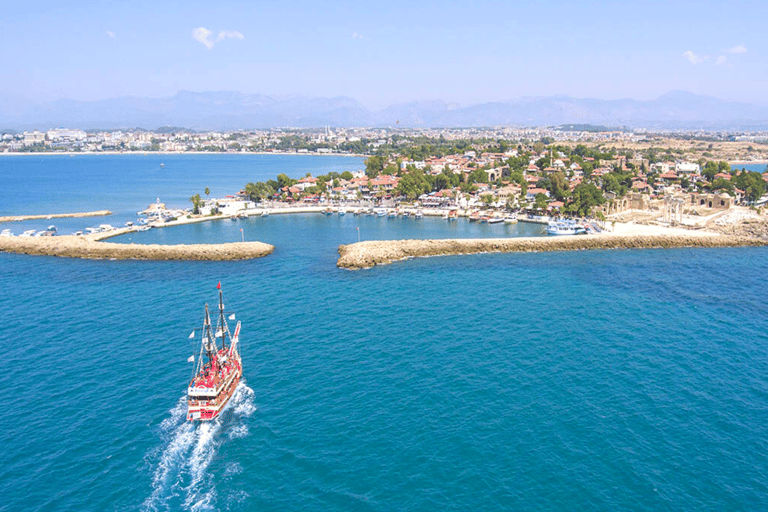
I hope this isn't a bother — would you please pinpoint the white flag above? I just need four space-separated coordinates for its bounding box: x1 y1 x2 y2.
228 314 235 320
188 331 195 339
187 355 194 363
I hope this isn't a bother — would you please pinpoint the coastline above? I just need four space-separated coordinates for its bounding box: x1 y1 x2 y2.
337 225 768 269
0 151 365 158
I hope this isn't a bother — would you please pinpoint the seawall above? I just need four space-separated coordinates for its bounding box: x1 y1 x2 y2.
0 235 274 261
337 234 768 269
0 210 112 223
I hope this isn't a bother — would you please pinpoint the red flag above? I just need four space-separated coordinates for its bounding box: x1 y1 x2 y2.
217 281 221 289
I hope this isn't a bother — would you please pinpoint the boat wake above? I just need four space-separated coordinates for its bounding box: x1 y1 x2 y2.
142 382 256 512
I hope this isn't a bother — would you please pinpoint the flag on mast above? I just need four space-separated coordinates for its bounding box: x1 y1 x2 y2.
228 314 236 320
187 355 194 363
189 331 195 339
217 281 221 289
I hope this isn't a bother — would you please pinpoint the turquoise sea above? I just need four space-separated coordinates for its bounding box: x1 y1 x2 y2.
1 155 768 511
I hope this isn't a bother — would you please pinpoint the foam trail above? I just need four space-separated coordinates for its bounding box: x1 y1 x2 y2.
143 382 256 511
143 397 197 511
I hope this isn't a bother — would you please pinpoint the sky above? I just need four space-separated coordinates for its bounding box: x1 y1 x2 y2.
1 0 766 109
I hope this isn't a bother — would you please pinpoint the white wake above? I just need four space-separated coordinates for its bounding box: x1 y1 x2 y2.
142 382 256 511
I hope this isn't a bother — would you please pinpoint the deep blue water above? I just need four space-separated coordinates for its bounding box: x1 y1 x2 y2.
2 156 768 511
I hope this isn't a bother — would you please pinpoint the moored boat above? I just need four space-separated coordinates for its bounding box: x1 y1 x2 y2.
187 283 242 422
545 220 587 235
504 213 518 224
488 216 504 224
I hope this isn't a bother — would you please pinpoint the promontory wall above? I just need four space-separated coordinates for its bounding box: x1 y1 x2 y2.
337 234 768 269
0 235 274 261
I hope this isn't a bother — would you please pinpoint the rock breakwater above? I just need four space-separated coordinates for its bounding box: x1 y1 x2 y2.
337 234 768 269
0 235 274 261
0 210 112 223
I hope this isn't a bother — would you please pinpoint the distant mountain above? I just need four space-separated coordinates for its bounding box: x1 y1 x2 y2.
1 90 767 131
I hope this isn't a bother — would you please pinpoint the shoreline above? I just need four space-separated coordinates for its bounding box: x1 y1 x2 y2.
336 229 768 269
0 151 365 158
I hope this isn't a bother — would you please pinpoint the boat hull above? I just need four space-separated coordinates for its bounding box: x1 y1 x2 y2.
187 367 242 421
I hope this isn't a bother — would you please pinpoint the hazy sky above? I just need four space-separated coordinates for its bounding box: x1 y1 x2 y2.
1 0 765 108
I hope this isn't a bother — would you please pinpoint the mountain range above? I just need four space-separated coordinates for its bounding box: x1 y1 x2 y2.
1 90 767 131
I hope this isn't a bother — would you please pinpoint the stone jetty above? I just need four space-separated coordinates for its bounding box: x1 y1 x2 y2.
337 233 768 269
0 210 112 223
0 234 274 261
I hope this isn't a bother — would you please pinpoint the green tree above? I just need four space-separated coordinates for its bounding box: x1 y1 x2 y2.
340 171 354 180
732 170 766 202
204 187 210 198
277 173 296 190
533 193 548 210
711 177 734 194
569 182 605 217
365 155 385 178
189 193 203 214
543 172 569 201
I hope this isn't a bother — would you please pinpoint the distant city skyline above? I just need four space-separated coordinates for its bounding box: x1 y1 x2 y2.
1 0 765 109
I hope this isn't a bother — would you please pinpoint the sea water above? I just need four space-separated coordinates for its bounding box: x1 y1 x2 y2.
1 155 767 511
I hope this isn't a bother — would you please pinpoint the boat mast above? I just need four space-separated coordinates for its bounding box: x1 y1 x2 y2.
218 286 227 350
203 303 217 366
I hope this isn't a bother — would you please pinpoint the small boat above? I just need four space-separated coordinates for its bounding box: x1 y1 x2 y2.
125 221 134 227
468 211 481 222
160 163 165 168
402 210 410 218
322 207 333 215
414 210 424 219
137 226 151 232
488 217 504 224
448 210 458 221
545 220 587 235
388 209 398 218
0 229 12 237
338 208 346 216
187 284 243 422
261 210 269 217
47 225 57 232
504 213 518 224
19 229 36 237
375 208 387 217
98 224 115 231
74 230 83 236
480 215 491 223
